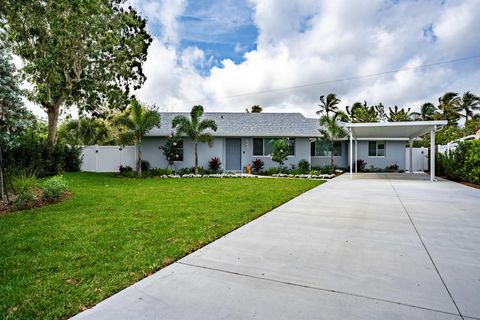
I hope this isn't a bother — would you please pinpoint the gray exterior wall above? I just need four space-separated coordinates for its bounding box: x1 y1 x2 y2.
354 140 407 170
142 137 224 170
142 137 408 171
241 137 311 170
311 141 349 169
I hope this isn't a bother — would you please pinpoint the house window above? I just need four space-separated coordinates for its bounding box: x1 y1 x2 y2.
311 140 342 156
253 138 263 156
173 139 184 161
253 138 295 156
368 141 385 157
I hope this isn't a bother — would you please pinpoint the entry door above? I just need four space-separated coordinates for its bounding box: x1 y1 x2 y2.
225 138 242 171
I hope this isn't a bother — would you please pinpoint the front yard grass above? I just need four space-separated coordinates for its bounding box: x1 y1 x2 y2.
0 172 322 319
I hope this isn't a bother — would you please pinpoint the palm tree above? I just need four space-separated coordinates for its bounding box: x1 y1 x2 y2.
58 118 109 145
115 99 160 177
319 111 348 171
172 105 218 174
387 106 414 122
438 92 461 125
317 93 341 117
346 101 385 122
459 91 480 122
411 102 437 121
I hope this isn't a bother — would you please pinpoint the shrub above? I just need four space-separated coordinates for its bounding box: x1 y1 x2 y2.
42 175 69 202
297 159 310 173
208 157 222 173
141 160 150 172
119 165 133 174
270 139 289 168
385 163 399 171
356 159 367 172
64 145 82 172
264 167 279 176
144 168 173 177
13 189 35 210
437 140 480 184
252 158 264 174
12 169 39 193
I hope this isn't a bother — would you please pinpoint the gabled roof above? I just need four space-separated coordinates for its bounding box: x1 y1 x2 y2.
147 112 321 137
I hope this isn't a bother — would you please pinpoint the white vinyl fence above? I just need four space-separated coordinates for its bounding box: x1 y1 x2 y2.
405 147 429 172
80 145 136 172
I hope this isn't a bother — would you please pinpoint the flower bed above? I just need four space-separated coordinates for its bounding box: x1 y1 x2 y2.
152 173 258 179
272 173 335 179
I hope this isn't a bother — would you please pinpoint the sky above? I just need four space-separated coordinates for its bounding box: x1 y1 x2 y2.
28 0 480 118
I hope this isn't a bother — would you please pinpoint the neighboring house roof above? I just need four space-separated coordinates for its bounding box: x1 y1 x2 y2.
147 112 321 137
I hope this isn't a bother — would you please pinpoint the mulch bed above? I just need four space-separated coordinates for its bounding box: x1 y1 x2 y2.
439 176 480 190
0 191 72 216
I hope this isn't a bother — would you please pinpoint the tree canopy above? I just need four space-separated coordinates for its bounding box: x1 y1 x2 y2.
0 48 32 148
0 0 152 146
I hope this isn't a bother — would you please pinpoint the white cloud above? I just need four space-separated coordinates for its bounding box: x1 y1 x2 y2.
22 0 478 120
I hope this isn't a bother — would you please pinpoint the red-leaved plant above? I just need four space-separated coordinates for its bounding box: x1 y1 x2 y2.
208 157 222 173
252 158 264 174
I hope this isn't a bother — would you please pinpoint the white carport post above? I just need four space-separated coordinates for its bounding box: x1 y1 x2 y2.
408 139 413 174
349 129 353 178
354 138 358 173
430 125 436 182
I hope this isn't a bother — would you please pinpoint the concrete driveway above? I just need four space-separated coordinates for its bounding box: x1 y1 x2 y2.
73 173 480 320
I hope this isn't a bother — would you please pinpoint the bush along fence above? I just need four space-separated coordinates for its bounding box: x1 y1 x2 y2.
436 139 480 185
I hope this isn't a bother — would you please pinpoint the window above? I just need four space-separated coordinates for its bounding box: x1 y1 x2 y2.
368 141 385 157
253 138 263 156
253 138 295 156
311 140 342 156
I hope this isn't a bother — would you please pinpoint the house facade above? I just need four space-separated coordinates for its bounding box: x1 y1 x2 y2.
141 112 409 172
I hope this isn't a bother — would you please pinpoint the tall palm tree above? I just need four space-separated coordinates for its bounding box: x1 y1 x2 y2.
319 111 348 171
438 92 461 125
411 102 437 121
172 105 218 174
115 99 160 177
317 93 341 117
459 91 480 122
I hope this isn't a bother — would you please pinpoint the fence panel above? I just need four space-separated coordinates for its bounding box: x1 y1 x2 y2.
405 147 428 172
80 146 136 172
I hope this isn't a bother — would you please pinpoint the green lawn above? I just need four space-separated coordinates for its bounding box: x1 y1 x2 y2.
0 173 322 319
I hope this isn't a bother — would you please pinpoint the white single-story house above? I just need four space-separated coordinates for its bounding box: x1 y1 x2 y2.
141 112 447 176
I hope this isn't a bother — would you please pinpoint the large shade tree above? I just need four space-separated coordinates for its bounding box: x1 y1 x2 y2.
172 105 218 174
0 0 152 146
115 99 160 177
0 48 32 148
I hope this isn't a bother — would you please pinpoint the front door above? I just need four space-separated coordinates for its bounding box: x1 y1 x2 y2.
225 138 242 171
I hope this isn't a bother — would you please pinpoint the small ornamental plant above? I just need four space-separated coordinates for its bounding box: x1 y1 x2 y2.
252 158 264 174
208 157 222 173
270 138 289 169
161 134 183 166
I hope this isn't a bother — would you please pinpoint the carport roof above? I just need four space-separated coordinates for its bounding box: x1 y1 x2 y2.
347 120 448 140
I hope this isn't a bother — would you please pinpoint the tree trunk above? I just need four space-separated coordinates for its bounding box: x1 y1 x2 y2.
47 105 60 147
136 138 142 177
194 142 199 174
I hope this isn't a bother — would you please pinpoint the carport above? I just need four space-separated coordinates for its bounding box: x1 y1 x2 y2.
347 121 448 181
